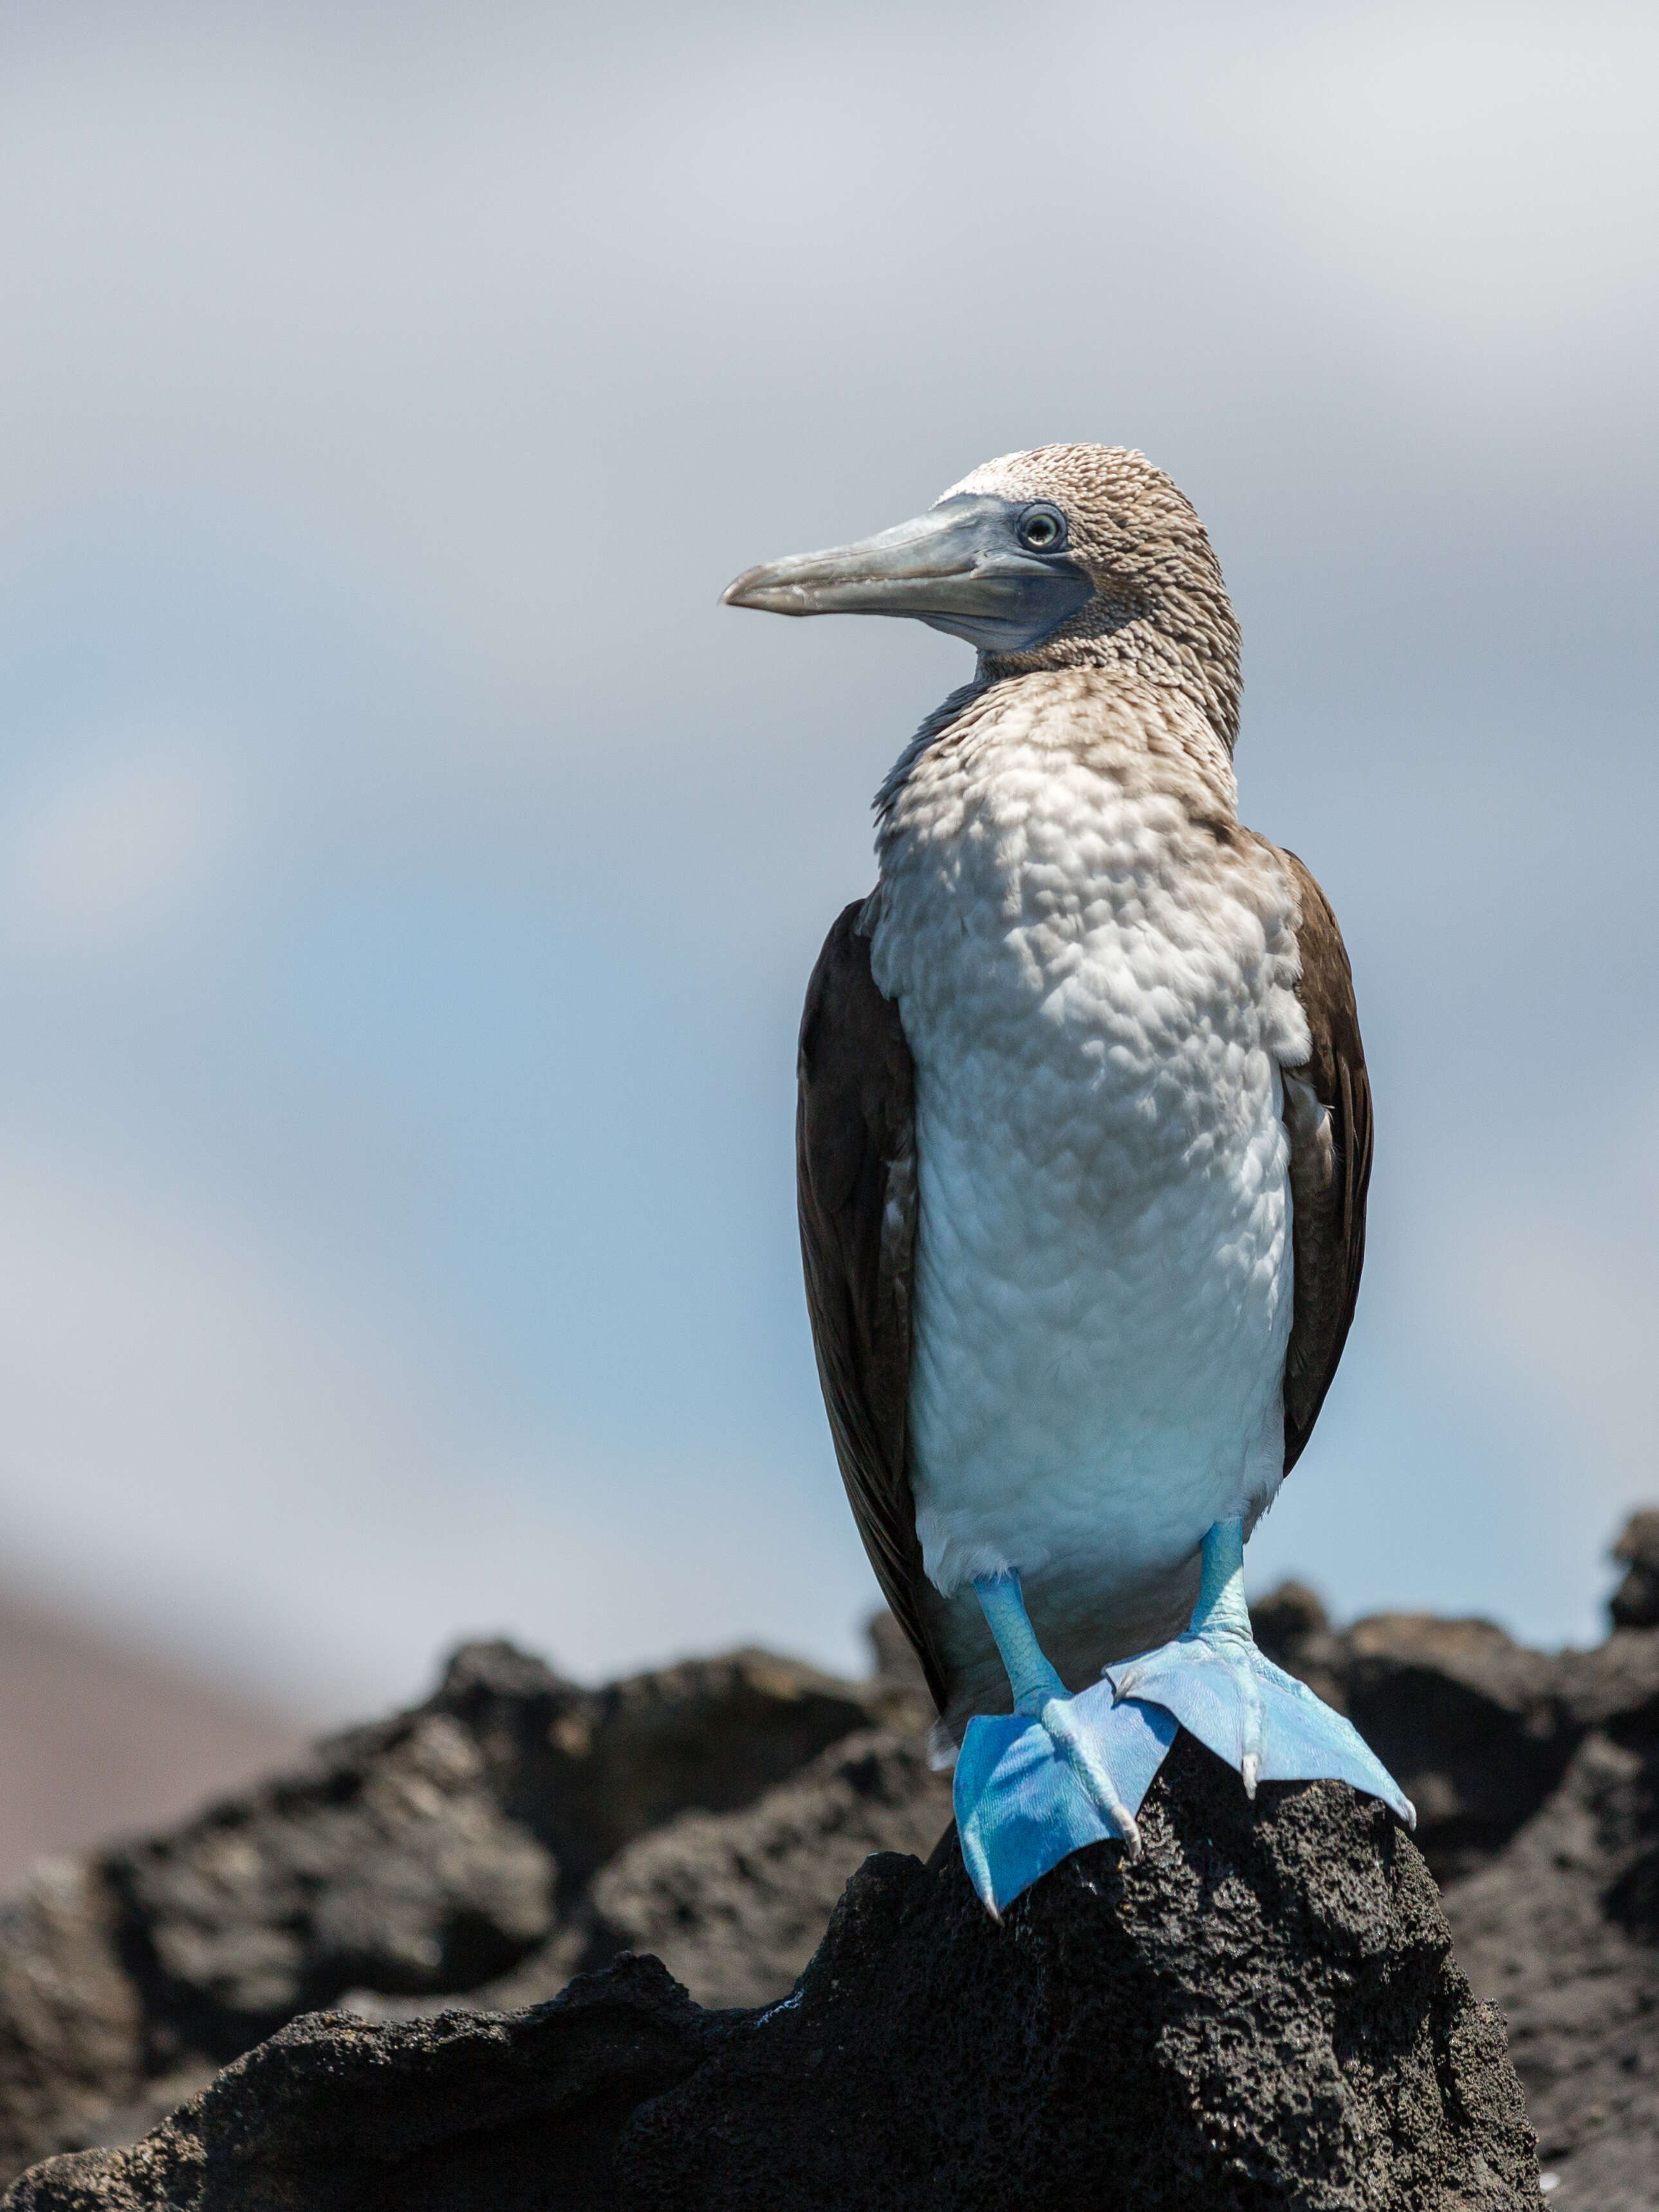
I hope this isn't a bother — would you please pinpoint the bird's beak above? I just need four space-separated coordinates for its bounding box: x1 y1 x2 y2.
721 494 1093 654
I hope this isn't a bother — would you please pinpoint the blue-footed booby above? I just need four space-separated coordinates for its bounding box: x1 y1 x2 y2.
723 445 1413 1915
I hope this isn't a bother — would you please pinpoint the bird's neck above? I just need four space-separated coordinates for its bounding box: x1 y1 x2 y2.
873 666 1238 841
980 597 1241 757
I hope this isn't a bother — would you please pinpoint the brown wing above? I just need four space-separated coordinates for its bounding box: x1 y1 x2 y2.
1277 850 1375 1474
797 900 947 1712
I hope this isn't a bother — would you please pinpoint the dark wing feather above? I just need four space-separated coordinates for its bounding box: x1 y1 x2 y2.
797 900 947 1711
1277 850 1375 1474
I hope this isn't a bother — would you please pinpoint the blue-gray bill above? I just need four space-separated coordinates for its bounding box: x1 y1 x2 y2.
720 494 1093 655
954 1518 1415 1917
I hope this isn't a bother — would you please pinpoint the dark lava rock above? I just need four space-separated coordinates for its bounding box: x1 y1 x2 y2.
104 1637 884 2059
1250 1575 1330 1655
1612 1510 1659 1631
1339 1615 1570 1887
14 1531 1659 2205
416 1637 908 1895
339 1727 954 2023
0 1864 144 2183
1444 1630 1659 2210
1255 1596 1571 1886
0 1639 910 2184
506 1727 952 2012
115 1705 555 2042
3 1734 1536 2212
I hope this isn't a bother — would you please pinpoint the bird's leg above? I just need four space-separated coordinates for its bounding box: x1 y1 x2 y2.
1104 1517 1416 1826
952 1572 1178 1917
974 1574 1145 1845
974 1570 1068 1712
1182 1518 1267 1793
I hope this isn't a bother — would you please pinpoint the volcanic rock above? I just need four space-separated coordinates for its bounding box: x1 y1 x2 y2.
3 1734 1536 2212
6 1512 1659 2203
1611 1510 1659 1631
1445 1630 1659 2209
0 1638 916 2183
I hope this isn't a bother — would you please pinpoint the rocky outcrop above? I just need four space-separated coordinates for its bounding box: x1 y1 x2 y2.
0 1636 943 2184
1443 1639 1659 2207
1256 1595 1576 1887
4 1512 1659 2204
1611 1510 1659 1630
1258 1570 1659 2209
539 1728 949 2011
4 1735 1537 2212
0 1863 144 2186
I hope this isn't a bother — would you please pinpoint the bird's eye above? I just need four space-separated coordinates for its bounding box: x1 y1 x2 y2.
1017 505 1066 552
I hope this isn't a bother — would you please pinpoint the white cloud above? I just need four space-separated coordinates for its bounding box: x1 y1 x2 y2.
0 3 1652 689
1 744 234 951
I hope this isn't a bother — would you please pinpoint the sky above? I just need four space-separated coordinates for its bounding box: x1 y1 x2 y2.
0 0 1654 1716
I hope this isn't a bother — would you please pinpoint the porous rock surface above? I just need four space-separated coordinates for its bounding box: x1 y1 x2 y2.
1437 1640 1659 2207
0 1635 945 2186
3 1512 1659 2204
5 1734 1536 2212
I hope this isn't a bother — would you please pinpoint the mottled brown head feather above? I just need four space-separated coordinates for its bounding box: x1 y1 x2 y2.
944 445 1242 752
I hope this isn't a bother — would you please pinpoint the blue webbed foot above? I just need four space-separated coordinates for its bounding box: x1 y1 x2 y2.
1103 1517 1416 1828
953 1573 1178 1916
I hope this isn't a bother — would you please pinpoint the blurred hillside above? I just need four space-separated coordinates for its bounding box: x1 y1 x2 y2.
0 1588 304 1890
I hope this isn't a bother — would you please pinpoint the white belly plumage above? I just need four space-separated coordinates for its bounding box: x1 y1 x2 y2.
869 672 1309 1715
907 1021 1292 1600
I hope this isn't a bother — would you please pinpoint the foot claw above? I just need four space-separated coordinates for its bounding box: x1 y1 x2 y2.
1041 1693 1138 1834
953 1678 1176 1913
1102 1633 1414 1827
1088 1516 1414 1828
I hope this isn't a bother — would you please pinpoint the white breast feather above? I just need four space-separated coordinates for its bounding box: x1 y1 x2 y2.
870 673 1308 1636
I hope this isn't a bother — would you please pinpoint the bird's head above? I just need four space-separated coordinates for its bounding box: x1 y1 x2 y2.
723 443 1241 750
